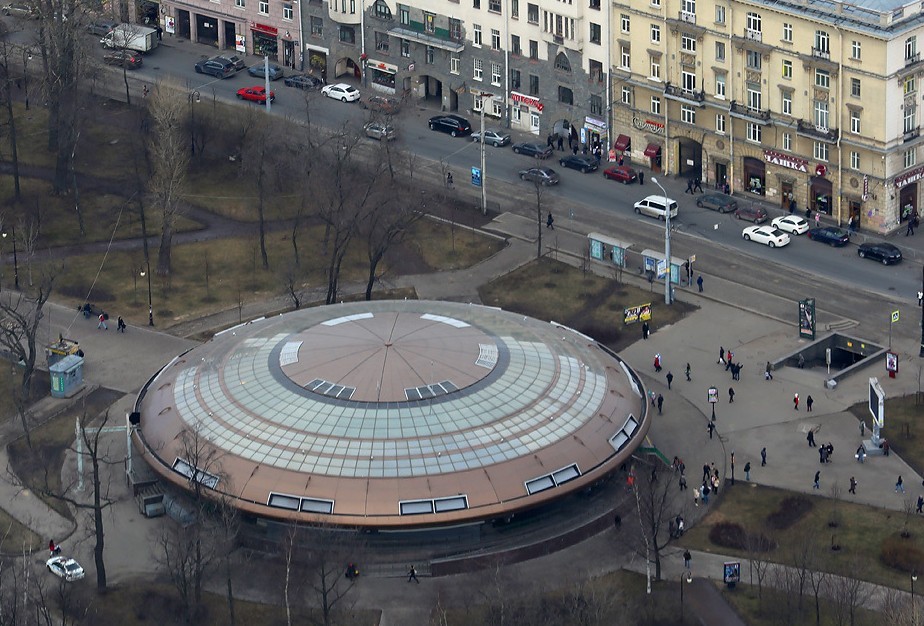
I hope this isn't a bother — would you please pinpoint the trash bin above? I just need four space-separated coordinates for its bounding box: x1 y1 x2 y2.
825 379 837 390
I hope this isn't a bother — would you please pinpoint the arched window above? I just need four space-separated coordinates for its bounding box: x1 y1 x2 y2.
554 52 571 72
373 0 392 19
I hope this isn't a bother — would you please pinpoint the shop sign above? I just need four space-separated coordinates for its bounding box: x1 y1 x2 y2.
894 165 924 188
165 15 175 34
511 91 543 111
369 60 397 73
251 22 278 36
862 174 869 201
235 34 246 53
763 149 807 172
815 164 827 177
632 117 664 134
584 116 607 131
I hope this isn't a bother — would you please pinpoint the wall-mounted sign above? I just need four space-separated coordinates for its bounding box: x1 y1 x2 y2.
511 91 543 111
632 117 664 134
894 165 924 188
764 149 808 172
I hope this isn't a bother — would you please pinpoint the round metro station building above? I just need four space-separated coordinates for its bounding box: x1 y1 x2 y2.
133 300 649 530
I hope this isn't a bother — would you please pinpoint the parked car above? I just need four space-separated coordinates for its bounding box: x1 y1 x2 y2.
603 165 638 184
558 155 598 173
807 226 850 247
734 205 768 223
634 195 679 220
696 194 737 213
86 18 118 36
102 49 143 69
742 225 791 248
857 242 902 264
771 215 810 235
2 3 34 17
247 63 284 80
471 129 511 146
217 54 245 72
428 114 472 137
512 142 553 159
284 74 324 90
518 167 560 186
236 86 275 104
363 121 396 141
194 57 235 79
46 557 85 582
321 83 361 102
362 95 401 115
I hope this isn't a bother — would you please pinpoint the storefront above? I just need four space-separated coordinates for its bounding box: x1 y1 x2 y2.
644 143 662 172
763 149 808 209
743 156 766 195
614 134 631 156
895 165 924 222
583 116 608 155
809 169 832 215
195 14 219 46
251 22 278 58
366 58 396 93
510 91 543 136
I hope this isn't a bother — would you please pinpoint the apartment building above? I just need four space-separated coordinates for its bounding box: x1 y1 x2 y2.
302 0 610 144
609 0 924 234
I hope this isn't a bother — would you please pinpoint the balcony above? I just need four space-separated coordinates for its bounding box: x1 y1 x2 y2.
389 22 466 53
904 127 920 142
729 100 771 123
664 82 705 105
745 29 762 42
812 47 830 60
797 119 839 142
679 10 696 24
906 52 921 68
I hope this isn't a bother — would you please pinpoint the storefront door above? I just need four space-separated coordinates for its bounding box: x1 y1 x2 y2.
781 181 793 210
900 184 917 221
714 162 727 191
810 176 833 214
743 157 765 195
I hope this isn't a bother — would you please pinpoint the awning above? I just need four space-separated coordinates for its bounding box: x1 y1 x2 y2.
644 143 661 158
614 134 631 151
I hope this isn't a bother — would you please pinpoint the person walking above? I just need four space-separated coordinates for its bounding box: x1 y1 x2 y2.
557 135 564 151
807 395 814 412
656 393 664 414
849 476 857 495
697 275 704 292
546 211 554 229
97 313 108 330
685 178 694 194
814 211 821 227
760 447 767 466
707 421 715 439
694 178 703 193
718 346 726 366
701 483 710 504
744 461 751 481
917 495 923 513
638 171 644 185
679 474 687 490
765 361 773 380
408 565 420 583
728 387 735 403
693 486 700 506
807 429 816 447
813 470 821 490
446 171 454 188
666 371 674 389
117 316 126 333
654 353 662 372
907 217 916 236
685 363 691 381
683 549 692 570
896 475 906 494
642 321 650 340
793 393 799 410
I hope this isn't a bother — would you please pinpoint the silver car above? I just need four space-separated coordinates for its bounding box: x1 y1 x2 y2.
471 129 511 147
364 121 396 141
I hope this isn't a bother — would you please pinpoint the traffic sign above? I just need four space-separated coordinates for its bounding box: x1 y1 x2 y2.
891 310 900 323
471 167 482 187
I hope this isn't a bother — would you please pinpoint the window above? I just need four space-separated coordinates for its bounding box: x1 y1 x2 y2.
373 1 391 19
426 46 434 63
511 35 521 55
746 50 761 71
782 132 791 151
590 95 603 115
491 62 501 85
451 56 460 74
850 111 860 134
851 78 860 97
681 104 696 124
651 0 660 7
590 23 601 44
783 22 792 42
512 0 519 18
310 16 322 35
510 68 520 88
473 58 483 80
906 148 917 169
235 0 244 8
529 40 538 59
651 24 660 43
715 5 725 24
905 76 916 95
424 13 434 33
650 56 660 80
555 52 571 71
814 100 829 129
558 86 574 104
716 114 726 134
340 25 355 44
746 122 762 143
746 12 761 34
905 106 916 133
715 42 725 62
907 36 917 60
851 40 861 60
747 82 761 110
621 45 630 69
715 72 725 98
682 70 697 92
529 74 539 96
399 6 409 25
489 0 501 12
622 86 632 105
781 91 792 115
650 96 661 114
283 3 292 20
814 30 829 55
681 34 696 52
782 59 792 79
814 142 829 162
527 3 539 23
375 31 389 52
850 151 860 170
815 69 829 89
681 0 695 15
512 106 521 123
449 18 462 39
473 24 482 46
621 14 630 33
258 0 268 13
490 28 500 50
400 39 409 56
474 0 480 7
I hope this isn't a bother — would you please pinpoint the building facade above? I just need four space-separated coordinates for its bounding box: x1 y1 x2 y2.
609 0 924 234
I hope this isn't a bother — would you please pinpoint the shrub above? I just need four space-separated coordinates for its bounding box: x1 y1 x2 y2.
766 495 814 530
880 535 924 573
709 521 776 552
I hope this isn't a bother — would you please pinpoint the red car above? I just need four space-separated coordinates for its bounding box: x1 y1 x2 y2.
236 86 275 104
603 165 638 184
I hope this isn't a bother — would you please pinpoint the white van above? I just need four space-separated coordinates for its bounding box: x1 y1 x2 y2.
634 195 679 220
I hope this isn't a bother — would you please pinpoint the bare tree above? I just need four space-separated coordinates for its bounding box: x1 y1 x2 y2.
155 519 200 622
826 556 871 626
241 116 277 271
0 266 55 404
746 529 773 610
628 461 675 583
807 558 830 626
301 525 360 626
0 40 23 201
531 180 548 259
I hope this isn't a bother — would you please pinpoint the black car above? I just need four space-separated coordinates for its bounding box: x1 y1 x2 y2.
194 57 235 79
558 155 598 173
857 242 902 265
696 194 737 213
428 114 472 137
217 54 246 72
807 226 850 247
518 167 560 186
512 142 553 159
284 74 324 90
86 18 118 36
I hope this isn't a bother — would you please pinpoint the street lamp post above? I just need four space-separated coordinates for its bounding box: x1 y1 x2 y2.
913 571 918 626
188 90 201 156
2 225 19 290
919 265 924 357
141 264 153 326
650 177 672 305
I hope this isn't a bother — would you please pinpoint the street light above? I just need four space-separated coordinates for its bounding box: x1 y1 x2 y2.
2 225 19 290
919 265 924 357
680 570 693 622
140 264 153 326
188 90 201 156
913 570 918 626
650 177 672 305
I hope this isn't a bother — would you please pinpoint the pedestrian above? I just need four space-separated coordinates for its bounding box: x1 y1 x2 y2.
546 211 554 229
728 387 735 403
657 393 664 414
855 445 865 464
718 346 726 366
819 447 826 464
685 178 694 194
694 178 703 193
798 353 805 369
696 275 704 292
693 486 700 506
572 144 579 156
685 363 691 381
614 514 622 529
807 429 816 447
896 475 906 494
97 313 108 330
651 467 658 483
626 471 635 493
711 474 719 495
701 483 710 504
744 461 751 481
547 134 554 148
638 171 644 185
117 316 126 333
408 565 420 583
557 135 564 151
907 217 916 236
731 363 741 381
813 470 821 490
849 476 857 494
446 171 454 188
919 291 923 307
654 353 662 372
702 463 711 483
807 395 814 412
683 549 692 570
707 422 715 439
793 393 799 410
917 495 923 513
765 361 773 380
815 211 821 227
156 25 163 40
679 474 687 490
649 390 656 405
142 85 149 99
666 371 674 389
642 320 650 340
789 197 796 214
760 447 767 466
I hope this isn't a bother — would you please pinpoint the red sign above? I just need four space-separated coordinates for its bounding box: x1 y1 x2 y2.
763 149 808 172
511 91 544 111
895 165 924 188
815 164 827 177
251 22 278 36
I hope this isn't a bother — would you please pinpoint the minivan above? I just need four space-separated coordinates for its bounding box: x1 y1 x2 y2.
634 195 679 220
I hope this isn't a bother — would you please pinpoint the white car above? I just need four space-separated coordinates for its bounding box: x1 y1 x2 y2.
46 556 85 581
771 215 810 235
321 83 360 102
742 225 791 248
633 195 679 221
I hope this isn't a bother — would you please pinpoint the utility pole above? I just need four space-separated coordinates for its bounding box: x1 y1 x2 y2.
264 55 271 113
480 92 487 215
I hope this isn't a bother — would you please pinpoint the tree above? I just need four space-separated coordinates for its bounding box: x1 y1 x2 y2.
530 179 550 259
147 82 189 277
627 461 675 583
745 528 773 611
827 555 871 626
240 116 278 271
0 265 55 403
297 524 361 626
0 40 23 201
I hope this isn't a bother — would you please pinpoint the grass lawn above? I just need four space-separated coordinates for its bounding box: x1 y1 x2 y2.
850 394 924 477
479 257 695 352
